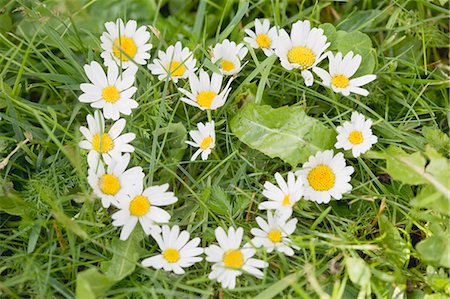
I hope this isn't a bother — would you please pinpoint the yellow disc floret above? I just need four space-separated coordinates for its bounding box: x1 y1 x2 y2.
163 248 180 263
102 86 120 103
168 60 186 77
267 229 282 243
331 75 350 88
196 91 217 109
287 46 315 70
223 249 244 269
348 130 364 145
99 174 121 195
200 136 213 150
307 165 336 191
282 195 291 206
113 36 137 61
256 34 271 48
129 195 150 216
221 59 235 72
92 133 114 153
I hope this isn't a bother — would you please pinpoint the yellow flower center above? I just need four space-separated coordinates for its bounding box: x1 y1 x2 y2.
287 46 315 70
282 195 291 206
92 133 114 153
348 130 364 145
307 165 336 191
99 174 121 195
129 195 150 217
200 136 213 150
168 60 186 77
256 33 271 48
221 59 235 72
102 86 120 103
223 249 244 269
113 36 137 61
196 91 217 109
163 248 180 263
267 229 282 243
331 74 350 88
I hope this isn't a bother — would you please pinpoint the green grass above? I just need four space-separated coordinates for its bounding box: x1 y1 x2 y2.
0 0 449 298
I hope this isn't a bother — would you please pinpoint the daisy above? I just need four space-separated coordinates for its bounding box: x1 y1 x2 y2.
274 20 330 86
259 172 303 219
87 153 144 208
313 51 377 96
141 225 203 274
111 183 178 240
185 121 215 161
210 39 248 75
79 61 138 120
100 18 152 69
335 111 378 157
178 69 233 110
250 211 298 256
244 19 279 56
147 41 197 83
295 150 354 204
79 110 135 164
205 227 268 289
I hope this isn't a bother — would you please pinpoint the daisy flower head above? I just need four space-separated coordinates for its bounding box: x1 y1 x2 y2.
178 69 233 110
211 39 248 75
79 110 135 165
79 61 138 120
205 227 268 289
313 51 377 96
185 121 215 161
100 18 152 69
87 153 144 208
335 111 378 158
111 183 178 240
259 172 303 219
251 211 298 256
274 20 330 86
141 225 203 274
295 150 354 204
147 42 197 83
244 18 278 56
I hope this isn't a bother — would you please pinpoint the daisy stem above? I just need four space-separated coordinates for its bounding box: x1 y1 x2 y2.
207 109 212 122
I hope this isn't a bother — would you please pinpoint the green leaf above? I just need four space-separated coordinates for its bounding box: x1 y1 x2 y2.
378 215 410 267
416 233 450 268
230 103 336 166
52 211 89 240
101 229 145 281
75 268 115 299
385 146 428 185
0 190 35 217
338 10 384 32
346 257 371 286
422 126 450 155
254 271 302 299
207 186 232 216
319 23 337 43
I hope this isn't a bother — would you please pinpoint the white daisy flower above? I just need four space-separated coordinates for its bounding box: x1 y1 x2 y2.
250 211 298 256
259 172 303 219
211 39 248 75
87 153 144 208
100 18 152 69
178 69 233 110
205 227 268 289
141 225 203 274
147 42 197 83
335 112 378 158
185 121 215 161
79 61 138 120
313 51 377 96
111 183 178 240
295 150 354 204
79 110 135 165
274 20 330 86
244 19 279 56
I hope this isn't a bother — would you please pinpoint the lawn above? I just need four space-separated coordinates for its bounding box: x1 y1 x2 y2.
0 0 449 298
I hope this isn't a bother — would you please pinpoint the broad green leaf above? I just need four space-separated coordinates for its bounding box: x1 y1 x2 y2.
422 127 450 155
385 146 428 185
0 190 35 217
378 215 410 267
346 257 371 286
101 229 145 281
208 186 232 216
75 268 115 299
416 234 450 268
254 271 301 299
319 23 337 43
338 10 384 32
230 103 336 166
